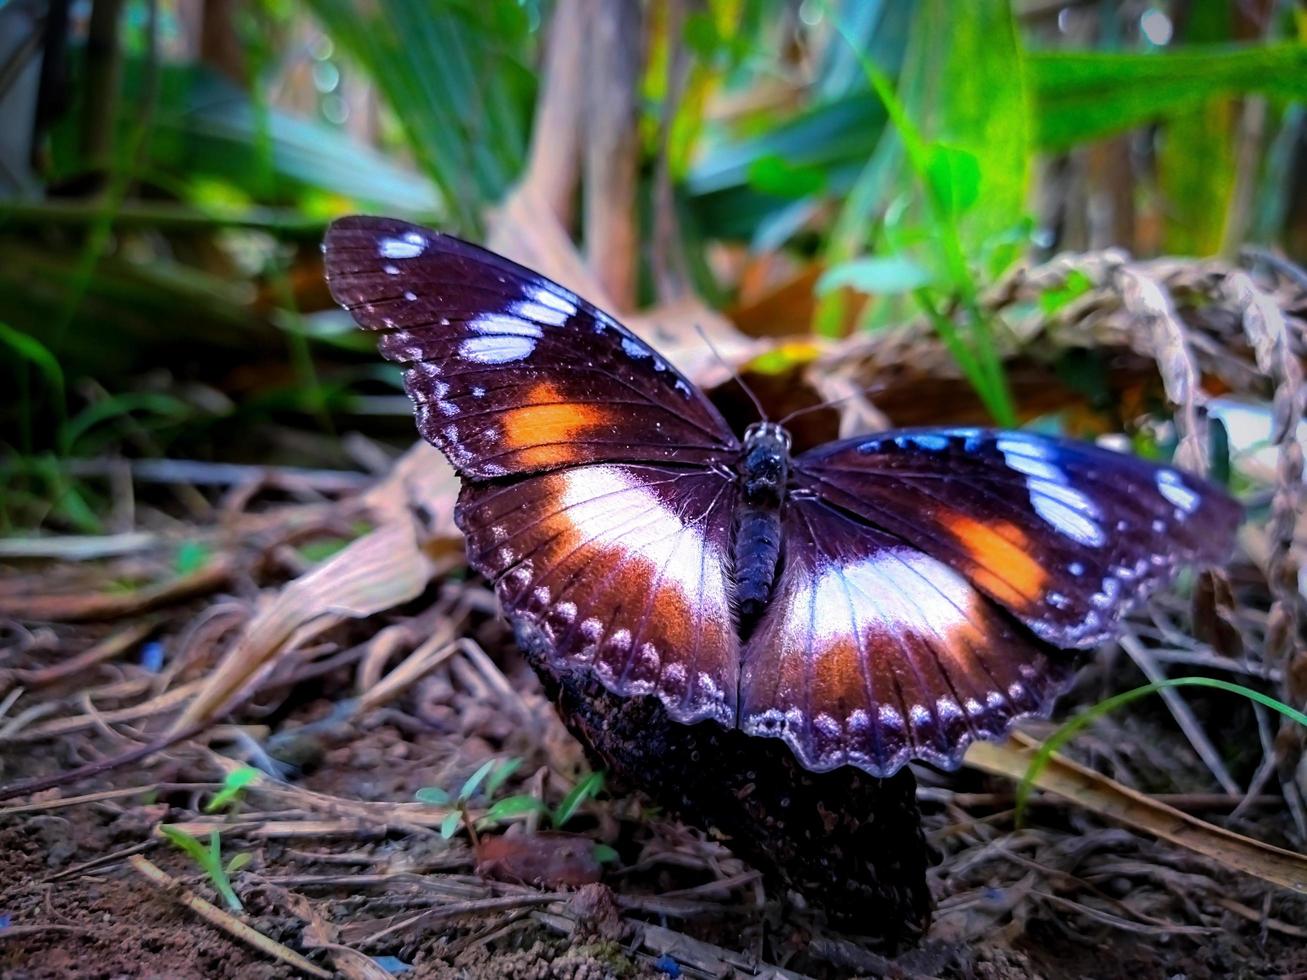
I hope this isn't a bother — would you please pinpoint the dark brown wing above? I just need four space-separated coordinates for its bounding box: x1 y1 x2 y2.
324 216 739 478
458 463 741 726
796 428 1241 648
740 495 1075 775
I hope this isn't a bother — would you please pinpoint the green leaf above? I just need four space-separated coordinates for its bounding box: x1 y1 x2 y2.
61 392 192 455
440 810 463 840
159 827 243 911
1017 677 1307 826
0 322 65 403
1029 43 1307 152
817 256 934 296
480 795 548 824
1038 269 1094 315
745 154 828 199
552 771 605 829
484 757 525 797
924 144 981 220
302 0 533 234
592 843 620 864
901 0 1031 244
204 766 261 813
457 759 500 803
174 541 212 577
224 852 253 875
415 786 452 806
160 825 210 865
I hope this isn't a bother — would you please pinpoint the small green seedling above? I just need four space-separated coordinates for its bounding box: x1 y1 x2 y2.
416 759 609 848
416 757 525 845
159 826 249 912
205 766 261 814
477 769 607 833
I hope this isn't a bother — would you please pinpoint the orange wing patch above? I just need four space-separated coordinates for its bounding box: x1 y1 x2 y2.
943 513 1047 608
501 383 610 468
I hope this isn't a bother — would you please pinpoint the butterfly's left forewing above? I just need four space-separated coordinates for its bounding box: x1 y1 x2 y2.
324 216 739 478
325 217 744 727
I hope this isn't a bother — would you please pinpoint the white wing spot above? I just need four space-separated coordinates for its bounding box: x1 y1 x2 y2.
620 337 650 359
663 662 687 686
379 232 425 259
513 299 570 326
459 334 537 364
1156 469 1200 513
935 697 963 721
813 713 841 738
528 284 576 318
1032 495 1103 546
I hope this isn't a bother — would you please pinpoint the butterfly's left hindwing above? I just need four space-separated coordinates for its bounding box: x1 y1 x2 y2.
324 216 739 479
457 463 741 727
795 428 1242 648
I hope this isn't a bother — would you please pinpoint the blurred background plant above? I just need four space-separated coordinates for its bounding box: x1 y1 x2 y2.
1 0 1303 533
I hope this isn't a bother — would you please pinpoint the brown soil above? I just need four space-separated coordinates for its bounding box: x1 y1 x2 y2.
1 561 1304 979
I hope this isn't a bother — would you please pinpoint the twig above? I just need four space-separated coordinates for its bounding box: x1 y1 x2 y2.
127 854 332 978
12 619 157 687
59 457 371 492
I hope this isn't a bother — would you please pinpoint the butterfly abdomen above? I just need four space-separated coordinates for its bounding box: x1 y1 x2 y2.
734 422 791 633
734 505 783 631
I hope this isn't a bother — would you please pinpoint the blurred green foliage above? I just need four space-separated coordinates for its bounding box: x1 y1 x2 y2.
0 0 1303 532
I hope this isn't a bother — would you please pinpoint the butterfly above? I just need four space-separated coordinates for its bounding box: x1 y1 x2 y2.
324 216 1242 778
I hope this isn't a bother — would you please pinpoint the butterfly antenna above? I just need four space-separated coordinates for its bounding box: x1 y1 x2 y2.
694 323 768 423
775 380 889 427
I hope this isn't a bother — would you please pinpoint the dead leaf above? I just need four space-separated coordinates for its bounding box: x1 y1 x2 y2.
169 448 458 734
475 831 603 888
965 732 1307 895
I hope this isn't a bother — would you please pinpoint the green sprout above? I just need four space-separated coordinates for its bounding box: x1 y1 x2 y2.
416 756 525 846
416 760 610 855
205 766 261 814
159 826 250 912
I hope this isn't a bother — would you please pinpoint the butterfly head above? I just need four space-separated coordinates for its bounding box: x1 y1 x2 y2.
741 421 792 504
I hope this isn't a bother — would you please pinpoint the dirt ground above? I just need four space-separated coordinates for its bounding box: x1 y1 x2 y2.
2 622 1305 980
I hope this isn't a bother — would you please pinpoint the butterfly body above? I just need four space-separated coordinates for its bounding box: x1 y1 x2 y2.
734 421 791 631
